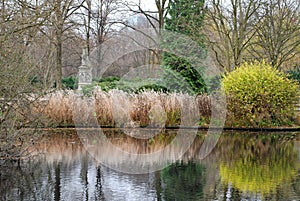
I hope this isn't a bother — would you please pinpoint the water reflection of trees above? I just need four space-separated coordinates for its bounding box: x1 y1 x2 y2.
215 133 299 199
0 160 54 201
75 128 205 173
1 129 299 200
161 161 206 201
30 128 206 164
1 130 103 201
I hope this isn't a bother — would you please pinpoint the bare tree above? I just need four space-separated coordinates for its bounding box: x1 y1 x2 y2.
83 0 92 52
249 0 300 70
122 0 168 32
92 0 120 45
80 0 120 53
0 0 51 160
117 0 169 70
28 35 57 89
41 0 84 89
78 0 122 77
205 0 263 71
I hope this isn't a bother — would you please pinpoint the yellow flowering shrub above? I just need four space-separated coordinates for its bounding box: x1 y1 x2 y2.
222 61 299 127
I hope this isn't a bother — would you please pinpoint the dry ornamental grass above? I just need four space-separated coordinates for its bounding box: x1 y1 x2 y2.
33 89 212 128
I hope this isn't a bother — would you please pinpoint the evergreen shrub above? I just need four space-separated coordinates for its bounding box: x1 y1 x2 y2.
287 66 300 83
62 76 78 90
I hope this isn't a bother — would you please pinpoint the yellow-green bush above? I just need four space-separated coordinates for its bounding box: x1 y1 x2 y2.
222 61 299 127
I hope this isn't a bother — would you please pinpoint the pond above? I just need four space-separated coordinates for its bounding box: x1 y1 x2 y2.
0 129 299 201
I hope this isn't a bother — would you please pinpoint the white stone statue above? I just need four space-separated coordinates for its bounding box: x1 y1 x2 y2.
78 47 92 90
81 47 91 67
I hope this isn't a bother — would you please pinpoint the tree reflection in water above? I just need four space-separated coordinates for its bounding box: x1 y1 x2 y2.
161 161 205 201
0 129 299 200
217 133 299 200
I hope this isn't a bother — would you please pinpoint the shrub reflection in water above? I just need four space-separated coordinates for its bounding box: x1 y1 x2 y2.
0 130 299 201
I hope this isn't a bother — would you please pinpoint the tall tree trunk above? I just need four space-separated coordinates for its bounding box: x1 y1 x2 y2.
56 30 63 89
86 0 91 54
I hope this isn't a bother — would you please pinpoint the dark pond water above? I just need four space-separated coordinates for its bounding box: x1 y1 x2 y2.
0 129 299 201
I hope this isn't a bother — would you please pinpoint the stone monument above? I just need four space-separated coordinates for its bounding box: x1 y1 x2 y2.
78 47 92 91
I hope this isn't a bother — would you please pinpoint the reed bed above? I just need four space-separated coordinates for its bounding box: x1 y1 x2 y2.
34 89 212 128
